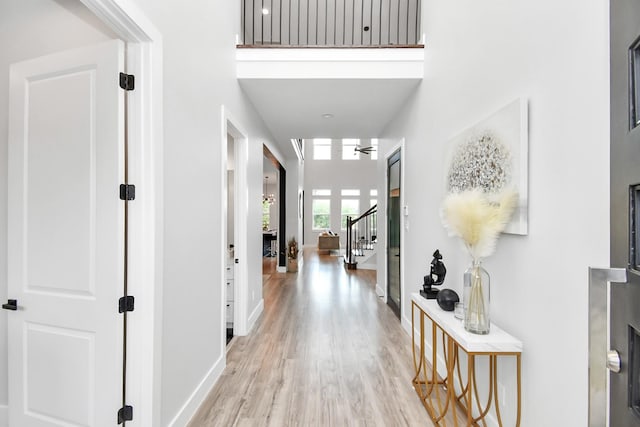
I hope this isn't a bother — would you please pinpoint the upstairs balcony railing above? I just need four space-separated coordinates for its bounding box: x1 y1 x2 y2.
241 0 421 46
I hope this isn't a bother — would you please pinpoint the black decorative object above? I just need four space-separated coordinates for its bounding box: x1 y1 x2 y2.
436 289 460 311
420 249 447 299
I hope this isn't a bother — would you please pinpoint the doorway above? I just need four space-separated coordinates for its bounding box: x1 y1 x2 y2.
226 134 236 344
262 160 279 275
263 145 286 272
387 148 402 319
222 108 249 339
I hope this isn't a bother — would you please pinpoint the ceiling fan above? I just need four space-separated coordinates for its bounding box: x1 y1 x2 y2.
354 145 376 155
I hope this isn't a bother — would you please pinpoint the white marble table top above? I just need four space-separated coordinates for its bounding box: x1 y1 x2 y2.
411 292 523 354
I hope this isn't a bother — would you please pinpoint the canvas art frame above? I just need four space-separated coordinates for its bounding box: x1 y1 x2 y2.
445 98 529 235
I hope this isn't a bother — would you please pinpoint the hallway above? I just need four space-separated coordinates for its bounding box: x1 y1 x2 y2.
189 249 430 426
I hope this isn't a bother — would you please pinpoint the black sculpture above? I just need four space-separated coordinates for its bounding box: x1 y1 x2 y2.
436 289 459 311
420 249 447 300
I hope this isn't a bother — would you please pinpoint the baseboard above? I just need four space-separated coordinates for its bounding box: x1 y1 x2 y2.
0 404 7 427
247 299 264 332
375 283 385 298
167 355 225 427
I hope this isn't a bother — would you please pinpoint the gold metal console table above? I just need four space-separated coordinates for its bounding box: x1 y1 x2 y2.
411 293 522 426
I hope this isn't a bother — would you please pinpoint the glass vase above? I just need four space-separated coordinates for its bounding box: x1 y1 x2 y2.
463 260 490 334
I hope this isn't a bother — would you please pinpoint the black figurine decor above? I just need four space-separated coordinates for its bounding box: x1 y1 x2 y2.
420 249 447 300
436 289 460 311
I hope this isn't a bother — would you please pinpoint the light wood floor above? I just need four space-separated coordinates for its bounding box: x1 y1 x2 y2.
189 249 433 426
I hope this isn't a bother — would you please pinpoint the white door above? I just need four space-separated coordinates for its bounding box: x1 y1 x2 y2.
5 40 125 426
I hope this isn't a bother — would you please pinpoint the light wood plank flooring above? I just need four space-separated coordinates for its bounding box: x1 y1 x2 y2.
189 249 433 426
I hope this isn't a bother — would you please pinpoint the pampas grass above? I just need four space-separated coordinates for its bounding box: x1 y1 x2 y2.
441 189 517 260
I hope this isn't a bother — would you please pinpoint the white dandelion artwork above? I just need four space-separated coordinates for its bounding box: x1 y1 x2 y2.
444 98 528 235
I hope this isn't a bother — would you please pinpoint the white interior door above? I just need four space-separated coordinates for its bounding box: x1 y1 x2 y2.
6 40 125 426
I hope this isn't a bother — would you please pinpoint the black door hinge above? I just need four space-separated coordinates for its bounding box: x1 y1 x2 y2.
120 184 135 201
119 72 135 91
117 405 133 424
119 296 135 313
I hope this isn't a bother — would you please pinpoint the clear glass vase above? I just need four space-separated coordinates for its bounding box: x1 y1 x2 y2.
463 260 490 334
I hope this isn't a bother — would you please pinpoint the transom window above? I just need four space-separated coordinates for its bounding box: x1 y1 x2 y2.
342 138 360 160
313 138 332 160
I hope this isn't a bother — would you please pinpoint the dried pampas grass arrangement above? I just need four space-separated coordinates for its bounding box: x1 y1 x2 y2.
441 189 517 260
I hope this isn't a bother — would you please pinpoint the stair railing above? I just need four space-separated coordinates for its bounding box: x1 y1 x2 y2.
345 204 377 269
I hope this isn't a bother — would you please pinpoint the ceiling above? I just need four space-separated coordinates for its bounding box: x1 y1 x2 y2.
240 78 421 158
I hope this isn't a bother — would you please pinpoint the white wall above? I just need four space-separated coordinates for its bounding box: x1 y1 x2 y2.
303 138 378 245
379 0 609 425
0 0 118 420
125 0 290 423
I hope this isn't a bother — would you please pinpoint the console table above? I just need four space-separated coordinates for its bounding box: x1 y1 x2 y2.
411 293 522 426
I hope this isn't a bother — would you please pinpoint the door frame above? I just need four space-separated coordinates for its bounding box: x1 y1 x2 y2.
78 0 163 424
383 139 405 320
221 107 249 337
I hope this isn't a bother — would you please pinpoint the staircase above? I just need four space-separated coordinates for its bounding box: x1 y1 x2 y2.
344 205 377 270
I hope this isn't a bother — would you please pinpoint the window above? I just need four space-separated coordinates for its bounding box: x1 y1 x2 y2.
313 138 332 160
370 189 377 207
371 138 378 160
341 199 360 230
341 189 360 197
312 189 331 196
312 199 331 230
342 138 360 160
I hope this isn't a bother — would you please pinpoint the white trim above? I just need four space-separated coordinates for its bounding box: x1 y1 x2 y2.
0 404 7 427
237 48 424 79
247 299 264 332
375 283 385 298
221 106 250 337
81 1 164 425
166 355 226 427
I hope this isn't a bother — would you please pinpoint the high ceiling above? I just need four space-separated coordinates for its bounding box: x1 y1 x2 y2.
240 78 421 158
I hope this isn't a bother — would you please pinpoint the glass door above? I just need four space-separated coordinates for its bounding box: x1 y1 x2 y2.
387 149 401 318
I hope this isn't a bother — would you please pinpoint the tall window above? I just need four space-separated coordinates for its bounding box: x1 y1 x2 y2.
341 189 360 230
370 189 378 207
312 189 331 230
342 138 360 160
313 138 332 160
370 138 378 160
341 199 360 230
312 199 331 230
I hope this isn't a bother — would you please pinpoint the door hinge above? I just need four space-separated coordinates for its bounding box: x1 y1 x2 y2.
119 72 135 91
119 296 135 313
117 405 133 424
120 184 135 201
